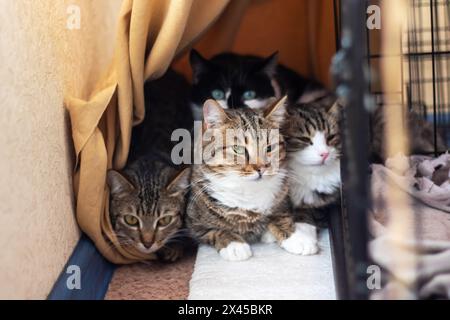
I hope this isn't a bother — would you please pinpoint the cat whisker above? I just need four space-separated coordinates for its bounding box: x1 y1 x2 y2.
187 183 214 211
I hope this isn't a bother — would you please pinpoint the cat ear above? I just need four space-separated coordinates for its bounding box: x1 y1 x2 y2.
107 170 134 196
327 101 343 119
264 95 288 125
190 49 210 83
203 99 227 128
166 167 191 195
257 51 279 77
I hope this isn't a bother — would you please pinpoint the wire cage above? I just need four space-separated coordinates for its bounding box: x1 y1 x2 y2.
404 0 450 150
331 0 450 299
368 0 450 153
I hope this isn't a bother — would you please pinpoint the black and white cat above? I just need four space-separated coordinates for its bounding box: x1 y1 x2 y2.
189 50 331 120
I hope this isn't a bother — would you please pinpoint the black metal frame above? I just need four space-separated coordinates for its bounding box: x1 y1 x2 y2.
331 0 450 300
330 0 371 300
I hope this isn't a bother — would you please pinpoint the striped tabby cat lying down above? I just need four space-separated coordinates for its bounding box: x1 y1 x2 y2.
186 97 319 261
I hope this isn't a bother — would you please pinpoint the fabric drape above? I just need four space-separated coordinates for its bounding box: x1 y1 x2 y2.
65 0 246 264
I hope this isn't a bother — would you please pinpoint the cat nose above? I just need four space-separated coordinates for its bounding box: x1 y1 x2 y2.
256 167 266 177
320 152 329 161
142 240 153 249
141 233 154 249
227 96 233 108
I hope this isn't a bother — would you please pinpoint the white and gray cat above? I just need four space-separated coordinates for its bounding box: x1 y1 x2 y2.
284 102 342 210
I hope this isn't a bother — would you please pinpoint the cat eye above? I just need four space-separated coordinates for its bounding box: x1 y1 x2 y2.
232 145 246 154
266 145 276 153
124 215 139 227
211 89 225 100
158 216 173 227
242 90 256 100
298 137 312 145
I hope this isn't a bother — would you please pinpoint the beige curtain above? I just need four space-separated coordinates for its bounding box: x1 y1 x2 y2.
65 0 249 264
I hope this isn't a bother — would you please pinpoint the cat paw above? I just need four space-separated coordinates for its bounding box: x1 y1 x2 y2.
219 242 252 261
261 230 277 243
280 223 319 255
157 246 183 262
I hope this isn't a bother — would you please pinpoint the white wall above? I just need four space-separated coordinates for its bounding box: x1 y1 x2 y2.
0 0 122 299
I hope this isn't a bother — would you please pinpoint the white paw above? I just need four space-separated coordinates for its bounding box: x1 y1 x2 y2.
219 242 252 261
280 223 319 255
261 230 277 243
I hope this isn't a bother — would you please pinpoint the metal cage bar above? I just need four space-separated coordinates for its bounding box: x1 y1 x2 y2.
331 0 371 300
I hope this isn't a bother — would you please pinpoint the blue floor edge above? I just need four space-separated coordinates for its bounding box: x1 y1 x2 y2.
47 234 116 300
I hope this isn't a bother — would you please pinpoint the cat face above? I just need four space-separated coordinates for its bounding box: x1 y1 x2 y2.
284 102 341 166
190 50 278 119
107 167 189 255
200 97 287 181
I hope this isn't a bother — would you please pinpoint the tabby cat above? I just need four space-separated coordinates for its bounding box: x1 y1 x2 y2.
108 156 190 261
284 101 342 211
107 69 193 261
189 50 330 120
186 97 319 261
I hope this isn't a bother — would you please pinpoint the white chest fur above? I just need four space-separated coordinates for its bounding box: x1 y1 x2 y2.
288 157 341 207
205 170 286 214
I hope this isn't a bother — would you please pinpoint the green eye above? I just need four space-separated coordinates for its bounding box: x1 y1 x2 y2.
124 215 139 227
242 90 256 100
211 89 225 100
267 145 275 153
232 145 246 154
158 216 173 227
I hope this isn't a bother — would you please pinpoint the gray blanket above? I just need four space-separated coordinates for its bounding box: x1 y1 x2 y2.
369 153 450 299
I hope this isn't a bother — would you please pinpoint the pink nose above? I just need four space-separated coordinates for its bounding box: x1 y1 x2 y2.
320 152 329 161
256 167 266 177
